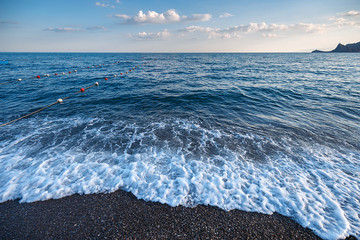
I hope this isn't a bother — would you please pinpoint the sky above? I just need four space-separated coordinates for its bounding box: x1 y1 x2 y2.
0 0 359 52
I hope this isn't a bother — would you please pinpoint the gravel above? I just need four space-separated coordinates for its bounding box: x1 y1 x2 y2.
0 189 334 239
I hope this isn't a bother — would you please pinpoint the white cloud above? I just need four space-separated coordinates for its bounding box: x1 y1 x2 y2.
293 23 326 33
86 26 108 31
132 29 171 40
44 27 83 32
134 10 180 24
234 22 290 33
126 12 358 42
330 16 360 28
114 9 211 24
114 14 131 20
340 10 360 17
95 2 115 8
331 10 360 27
180 22 327 39
262 33 277 38
44 26 107 32
185 13 212 22
219 13 233 18
181 26 238 39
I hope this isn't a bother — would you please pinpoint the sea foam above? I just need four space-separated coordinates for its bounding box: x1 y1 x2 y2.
0 117 359 240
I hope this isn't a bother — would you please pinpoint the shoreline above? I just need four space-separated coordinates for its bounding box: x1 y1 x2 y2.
0 189 327 239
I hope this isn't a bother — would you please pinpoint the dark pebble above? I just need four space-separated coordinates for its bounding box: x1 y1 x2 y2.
0 189 355 239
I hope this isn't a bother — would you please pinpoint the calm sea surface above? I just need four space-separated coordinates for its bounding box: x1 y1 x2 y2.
0 53 359 239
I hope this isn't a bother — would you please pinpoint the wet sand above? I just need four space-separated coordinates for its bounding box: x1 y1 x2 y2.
0 189 342 239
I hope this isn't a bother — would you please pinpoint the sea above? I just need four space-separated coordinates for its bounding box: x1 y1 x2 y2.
0 53 359 239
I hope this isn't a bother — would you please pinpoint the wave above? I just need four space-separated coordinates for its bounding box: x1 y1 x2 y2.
0 116 359 239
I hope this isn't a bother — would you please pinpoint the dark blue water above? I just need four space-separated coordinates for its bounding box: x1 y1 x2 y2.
0 53 359 239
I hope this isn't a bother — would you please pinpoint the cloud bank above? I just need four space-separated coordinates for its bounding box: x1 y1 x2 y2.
129 9 360 42
179 22 326 39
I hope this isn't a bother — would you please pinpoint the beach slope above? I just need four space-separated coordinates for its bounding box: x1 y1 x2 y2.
0 189 324 239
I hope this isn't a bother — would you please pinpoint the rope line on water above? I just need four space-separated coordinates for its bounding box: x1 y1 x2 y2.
0 58 157 127
0 57 147 85
0 80 15 85
0 101 58 127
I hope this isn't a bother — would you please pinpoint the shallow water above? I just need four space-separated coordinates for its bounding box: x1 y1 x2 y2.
0 53 359 239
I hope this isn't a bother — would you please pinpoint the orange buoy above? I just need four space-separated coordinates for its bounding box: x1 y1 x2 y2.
69 71 71 74
105 78 108 80
55 73 58 75
120 73 123 75
80 88 85 92
37 76 40 79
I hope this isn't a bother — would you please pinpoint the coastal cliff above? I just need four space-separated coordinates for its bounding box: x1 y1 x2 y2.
312 41 360 53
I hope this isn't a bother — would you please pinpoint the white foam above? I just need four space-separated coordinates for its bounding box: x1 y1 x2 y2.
0 117 359 239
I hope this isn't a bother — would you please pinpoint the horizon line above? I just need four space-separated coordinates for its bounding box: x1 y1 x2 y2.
0 51 314 54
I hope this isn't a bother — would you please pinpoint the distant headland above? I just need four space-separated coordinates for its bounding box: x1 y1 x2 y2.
312 41 360 53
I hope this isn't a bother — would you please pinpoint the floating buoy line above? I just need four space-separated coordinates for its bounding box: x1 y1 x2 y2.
0 58 145 85
0 58 157 127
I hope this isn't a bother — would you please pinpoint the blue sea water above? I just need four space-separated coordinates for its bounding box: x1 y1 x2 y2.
0 53 359 239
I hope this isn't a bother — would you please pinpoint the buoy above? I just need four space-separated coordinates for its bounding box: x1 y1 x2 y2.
125 72 128 74
45 74 50 77
129 69 132 72
37 76 40 79
105 78 108 80
113 75 117 77
69 71 71 74
87 67 90 68
57 98 63 103
80 88 85 92
74 70 77 72
120 73 123 75
62 72 65 75
17 78 22 81
55 73 58 75
95 82 99 86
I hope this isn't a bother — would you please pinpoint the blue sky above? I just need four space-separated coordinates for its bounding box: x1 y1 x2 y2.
0 0 359 52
